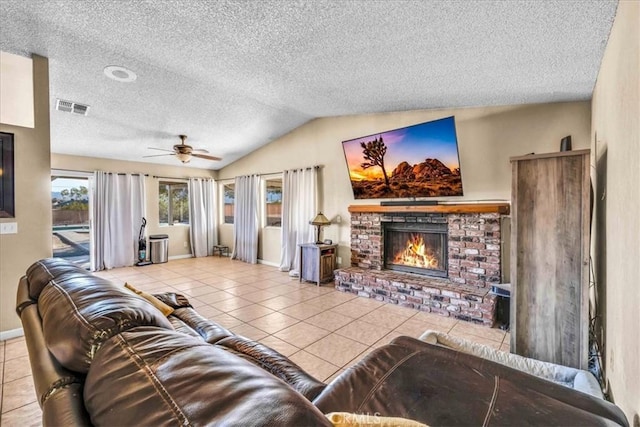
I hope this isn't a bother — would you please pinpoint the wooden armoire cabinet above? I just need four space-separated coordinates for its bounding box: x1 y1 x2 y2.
510 150 590 369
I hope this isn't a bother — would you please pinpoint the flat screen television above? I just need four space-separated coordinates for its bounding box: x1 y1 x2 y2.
342 116 463 199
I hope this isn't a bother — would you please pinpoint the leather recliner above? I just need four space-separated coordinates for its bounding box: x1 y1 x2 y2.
16 258 629 426
16 258 329 426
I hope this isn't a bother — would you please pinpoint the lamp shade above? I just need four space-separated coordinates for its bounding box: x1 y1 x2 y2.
310 212 330 226
310 212 331 244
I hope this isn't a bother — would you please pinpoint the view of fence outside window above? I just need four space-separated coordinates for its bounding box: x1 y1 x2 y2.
223 183 234 224
265 178 282 227
52 182 89 225
51 176 90 269
159 181 189 225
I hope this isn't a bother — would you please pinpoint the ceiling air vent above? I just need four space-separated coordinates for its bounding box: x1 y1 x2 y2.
56 99 90 116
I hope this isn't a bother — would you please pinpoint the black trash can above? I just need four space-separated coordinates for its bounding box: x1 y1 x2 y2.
149 234 169 264
490 283 511 331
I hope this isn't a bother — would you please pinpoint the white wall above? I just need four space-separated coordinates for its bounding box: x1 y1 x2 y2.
0 51 35 128
591 1 640 422
51 154 217 259
0 55 50 335
218 101 591 267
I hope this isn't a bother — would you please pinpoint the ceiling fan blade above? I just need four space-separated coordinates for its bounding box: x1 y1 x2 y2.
192 148 210 153
147 147 175 153
143 153 175 158
192 153 222 161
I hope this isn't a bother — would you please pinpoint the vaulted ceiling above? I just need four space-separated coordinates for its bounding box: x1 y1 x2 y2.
0 1 618 170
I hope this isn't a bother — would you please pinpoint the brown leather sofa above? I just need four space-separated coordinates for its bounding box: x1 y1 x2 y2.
16 258 628 426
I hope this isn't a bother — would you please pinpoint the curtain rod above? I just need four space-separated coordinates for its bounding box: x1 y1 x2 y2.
56 171 211 179
51 169 149 176
217 165 323 182
153 175 214 180
253 165 322 176
52 168 205 179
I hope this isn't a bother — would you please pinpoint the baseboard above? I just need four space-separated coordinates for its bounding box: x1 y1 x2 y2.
258 259 279 267
168 254 193 261
0 327 24 341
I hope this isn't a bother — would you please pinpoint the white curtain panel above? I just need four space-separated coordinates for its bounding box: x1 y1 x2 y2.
188 178 218 257
279 167 318 273
91 171 146 271
231 174 261 263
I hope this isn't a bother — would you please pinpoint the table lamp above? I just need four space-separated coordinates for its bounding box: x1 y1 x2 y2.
310 212 331 244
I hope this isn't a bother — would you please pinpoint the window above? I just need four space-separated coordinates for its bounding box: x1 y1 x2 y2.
265 178 282 227
0 132 15 217
223 182 234 224
159 182 189 225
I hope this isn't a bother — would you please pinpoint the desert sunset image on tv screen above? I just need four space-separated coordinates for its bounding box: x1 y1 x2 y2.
342 116 463 199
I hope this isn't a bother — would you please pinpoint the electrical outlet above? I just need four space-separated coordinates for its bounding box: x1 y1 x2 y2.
183 241 188 248
337 256 342 265
0 222 18 234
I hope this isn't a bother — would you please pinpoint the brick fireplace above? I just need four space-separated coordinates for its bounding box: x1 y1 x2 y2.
335 203 510 326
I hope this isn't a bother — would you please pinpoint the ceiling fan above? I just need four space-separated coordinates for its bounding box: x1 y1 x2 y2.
144 135 222 164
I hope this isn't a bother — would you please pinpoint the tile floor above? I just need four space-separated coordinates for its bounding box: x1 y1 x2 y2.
0 256 509 426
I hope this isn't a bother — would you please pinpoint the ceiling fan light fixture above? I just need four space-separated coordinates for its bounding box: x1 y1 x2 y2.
104 65 137 83
175 152 191 163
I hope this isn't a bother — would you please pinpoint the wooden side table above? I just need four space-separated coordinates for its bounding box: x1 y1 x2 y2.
299 243 337 286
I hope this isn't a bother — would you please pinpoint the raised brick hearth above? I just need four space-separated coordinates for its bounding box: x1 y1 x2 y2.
335 204 509 326
335 267 497 325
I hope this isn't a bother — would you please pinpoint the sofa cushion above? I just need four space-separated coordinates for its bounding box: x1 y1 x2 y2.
34 259 173 373
84 327 332 427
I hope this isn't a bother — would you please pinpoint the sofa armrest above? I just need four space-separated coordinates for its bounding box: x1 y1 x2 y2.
152 292 192 309
216 335 326 400
314 337 628 426
151 292 236 344
419 330 603 399
168 306 234 344
17 277 92 427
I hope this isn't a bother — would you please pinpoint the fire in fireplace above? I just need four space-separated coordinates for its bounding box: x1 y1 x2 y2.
383 222 447 277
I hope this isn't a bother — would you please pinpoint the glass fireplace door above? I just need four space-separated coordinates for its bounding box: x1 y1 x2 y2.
384 224 447 277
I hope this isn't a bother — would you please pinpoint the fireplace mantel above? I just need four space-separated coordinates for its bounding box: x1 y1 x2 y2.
348 202 510 215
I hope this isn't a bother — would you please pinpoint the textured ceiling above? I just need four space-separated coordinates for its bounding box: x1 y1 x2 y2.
0 0 618 170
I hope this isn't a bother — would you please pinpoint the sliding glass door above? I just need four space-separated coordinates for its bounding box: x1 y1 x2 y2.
51 173 92 269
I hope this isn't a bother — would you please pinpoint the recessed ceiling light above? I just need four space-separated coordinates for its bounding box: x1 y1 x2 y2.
103 65 137 83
